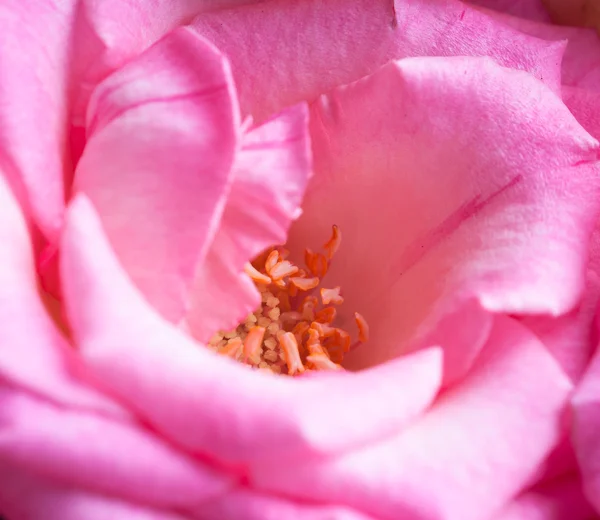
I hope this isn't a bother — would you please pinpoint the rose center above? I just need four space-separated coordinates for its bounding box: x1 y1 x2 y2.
207 226 368 375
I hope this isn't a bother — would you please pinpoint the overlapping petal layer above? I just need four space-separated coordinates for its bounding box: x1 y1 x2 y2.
61 195 443 463
249 316 572 520
0 0 78 241
192 0 565 121
572 343 600 512
288 56 600 381
186 104 312 341
0 174 124 416
74 27 240 322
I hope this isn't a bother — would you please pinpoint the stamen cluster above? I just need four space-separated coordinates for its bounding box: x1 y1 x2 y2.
208 226 368 375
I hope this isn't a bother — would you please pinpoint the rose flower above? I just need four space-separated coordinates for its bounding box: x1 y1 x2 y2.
1 0 600 519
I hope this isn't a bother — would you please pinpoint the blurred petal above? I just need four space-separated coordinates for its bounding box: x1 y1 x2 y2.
467 0 552 21
192 0 565 121
61 195 443 463
0 461 187 520
564 87 600 140
541 0 600 28
199 490 377 520
493 475 596 520
0 172 124 416
186 104 312 341
0 384 230 509
0 1 77 240
250 316 573 520
572 342 600 513
74 27 240 323
289 57 600 381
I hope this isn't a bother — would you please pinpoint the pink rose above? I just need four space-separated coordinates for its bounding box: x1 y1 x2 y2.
1 1 600 519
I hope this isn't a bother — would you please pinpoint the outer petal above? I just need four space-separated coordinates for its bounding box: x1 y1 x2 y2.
61 195 443 463
74 27 239 323
199 490 377 520
467 0 552 21
191 0 565 121
0 172 124 416
250 316 573 520
492 475 596 520
0 383 231 510
478 8 600 89
186 104 312 341
520 227 600 383
0 461 187 520
564 87 600 140
0 1 77 241
572 343 600 513
288 57 599 380
72 0 262 126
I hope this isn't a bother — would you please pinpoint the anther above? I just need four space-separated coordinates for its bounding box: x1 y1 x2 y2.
307 354 342 371
321 287 344 305
289 276 320 291
324 225 341 260
355 312 369 342
280 332 305 375
244 263 271 284
315 306 336 324
243 326 266 363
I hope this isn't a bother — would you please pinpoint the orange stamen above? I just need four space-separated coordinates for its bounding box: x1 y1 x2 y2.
280 332 305 375
290 276 320 291
311 322 337 338
315 306 336 324
208 225 367 376
305 248 328 278
244 263 271 284
219 338 243 358
265 250 279 272
293 321 311 339
321 287 344 305
280 311 303 323
307 353 342 371
306 328 326 356
324 225 341 260
336 329 351 352
243 326 266 363
269 260 299 280
277 291 291 312
355 312 369 342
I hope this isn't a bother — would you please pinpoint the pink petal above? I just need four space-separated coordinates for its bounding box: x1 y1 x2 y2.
288 57 599 381
73 27 240 323
519 273 600 384
0 460 188 520
0 1 78 241
186 104 312 341
199 490 377 520
192 0 564 121
571 342 600 513
61 195 443 462
478 8 600 89
0 383 231 510
492 475 596 520
466 0 552 21
564 86 600 140
71 0 262 126
0 174 125 417
250 316 573 520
